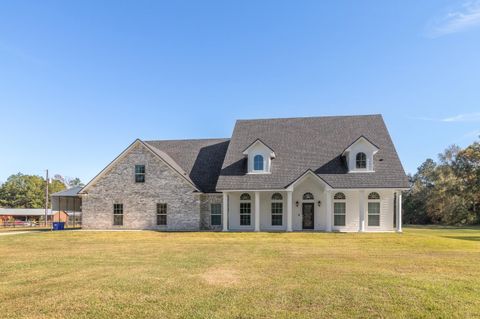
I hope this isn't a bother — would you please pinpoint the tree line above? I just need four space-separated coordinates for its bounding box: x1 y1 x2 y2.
0 173 83 208
404 138 480 225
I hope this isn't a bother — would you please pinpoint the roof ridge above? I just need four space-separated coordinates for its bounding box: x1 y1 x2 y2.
236 114 382 122
144 138 230 143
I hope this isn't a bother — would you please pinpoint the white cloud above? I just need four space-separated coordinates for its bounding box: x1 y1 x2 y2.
441 112 480 122
409 112 480 122
426 1 480 37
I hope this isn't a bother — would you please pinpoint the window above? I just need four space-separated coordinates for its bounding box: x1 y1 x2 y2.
240 193 251 226
113 204 123 226
303 192 314 200
271 193 283 226
356 153 367 169
334 192 346 200
157 203 167 226
135 165 145 183
253 155 264 171
240 193 251 201
368 192 380 200
368 192 380 226
333 192 346 226
211 203 222 226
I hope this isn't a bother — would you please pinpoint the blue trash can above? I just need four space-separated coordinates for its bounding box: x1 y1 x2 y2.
52 222 65 230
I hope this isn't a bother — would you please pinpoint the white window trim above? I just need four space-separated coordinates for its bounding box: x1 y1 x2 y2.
367 195 381 227
271 194 284 227
333 194 346 227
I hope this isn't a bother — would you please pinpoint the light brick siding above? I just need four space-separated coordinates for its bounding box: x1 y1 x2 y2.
82 143 200 230
200 194 223 230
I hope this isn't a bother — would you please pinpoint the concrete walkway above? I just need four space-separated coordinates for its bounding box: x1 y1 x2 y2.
0 231 41 236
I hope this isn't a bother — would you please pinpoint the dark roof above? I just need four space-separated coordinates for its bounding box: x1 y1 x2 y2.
52 186 83 197
144 139 230 192
216 115 409 190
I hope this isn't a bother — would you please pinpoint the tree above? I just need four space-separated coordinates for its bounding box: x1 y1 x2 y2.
0 173 66 208
403 139 480 225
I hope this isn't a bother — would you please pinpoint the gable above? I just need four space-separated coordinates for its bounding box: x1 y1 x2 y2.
80 140 199 194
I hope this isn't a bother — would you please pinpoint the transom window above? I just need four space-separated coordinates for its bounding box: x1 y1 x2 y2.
334 192 346 200
368 192 380 200
356 153 367 169
240 193 251 226
240 193 251 201
303 192 314 200
253 155 264 171
113 204 123 226
211 203 222 226
135 165 145 183
368 192 380 226
333 193 346 226
271 193 283 226
157 203 167 226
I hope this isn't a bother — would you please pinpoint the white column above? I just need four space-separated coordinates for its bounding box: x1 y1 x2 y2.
396 191 403 232
287 191 293 232
222 192 228 232
254 191 260 232
325 190 332 232
359 190 365 232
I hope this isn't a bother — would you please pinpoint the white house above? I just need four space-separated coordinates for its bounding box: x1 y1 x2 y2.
79 115 409 232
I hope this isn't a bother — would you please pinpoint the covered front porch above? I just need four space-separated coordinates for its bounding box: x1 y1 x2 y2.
220 172 403 232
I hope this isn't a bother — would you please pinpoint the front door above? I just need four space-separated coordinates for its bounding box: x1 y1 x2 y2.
302 203 314 229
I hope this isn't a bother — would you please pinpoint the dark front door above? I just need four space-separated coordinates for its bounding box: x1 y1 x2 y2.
302 203 314 229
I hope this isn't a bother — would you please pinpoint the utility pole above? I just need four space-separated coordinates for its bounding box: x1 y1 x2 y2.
45 169 49 227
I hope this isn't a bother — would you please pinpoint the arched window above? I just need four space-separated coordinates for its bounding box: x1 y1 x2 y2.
368 192 380 200
367 192 380 226
271 193 283 200
334 192 346 200
254 155 264 171
240 193 251 225
303 192 314 200
333 192 346 226
271 193 283 226
240 193 251 201
356 152 367 169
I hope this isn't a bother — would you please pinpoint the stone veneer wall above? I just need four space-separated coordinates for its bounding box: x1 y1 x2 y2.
82 143 201 230
199 194 223 230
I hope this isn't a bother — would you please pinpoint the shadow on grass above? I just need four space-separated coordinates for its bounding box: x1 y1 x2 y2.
406 224 480 231
442 236 480 242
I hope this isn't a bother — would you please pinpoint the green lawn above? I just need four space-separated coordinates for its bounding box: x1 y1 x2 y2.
1 227 480 318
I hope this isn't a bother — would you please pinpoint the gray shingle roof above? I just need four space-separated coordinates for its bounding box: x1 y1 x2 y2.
51 186 83 197
216 115 409 190
144 139 230 192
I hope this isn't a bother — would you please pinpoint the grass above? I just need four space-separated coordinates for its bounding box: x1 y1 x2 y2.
1 227 480 318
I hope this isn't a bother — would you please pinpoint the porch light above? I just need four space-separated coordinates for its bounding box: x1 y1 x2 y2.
295 201 299 207
317 200 322 207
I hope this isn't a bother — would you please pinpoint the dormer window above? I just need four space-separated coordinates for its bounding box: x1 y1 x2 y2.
342 136 379 173
254 155 264 171
242 139 275 174
356 153 367 169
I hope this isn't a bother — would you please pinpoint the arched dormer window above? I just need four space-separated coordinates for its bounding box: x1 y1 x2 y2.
254 155 264 171
356 152 367 169
303 192 314 200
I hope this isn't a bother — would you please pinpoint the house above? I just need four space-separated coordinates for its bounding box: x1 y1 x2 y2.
79 115 409 232
0 208 67 225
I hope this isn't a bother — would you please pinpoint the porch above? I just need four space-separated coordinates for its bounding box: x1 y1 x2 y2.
221 183 403 233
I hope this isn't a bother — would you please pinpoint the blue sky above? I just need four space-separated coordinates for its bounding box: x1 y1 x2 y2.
1 0 479 184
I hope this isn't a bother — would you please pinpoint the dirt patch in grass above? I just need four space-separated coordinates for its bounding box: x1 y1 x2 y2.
199 267 240 286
